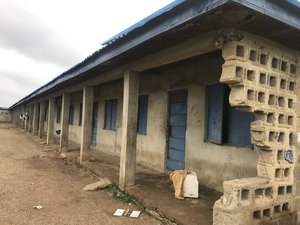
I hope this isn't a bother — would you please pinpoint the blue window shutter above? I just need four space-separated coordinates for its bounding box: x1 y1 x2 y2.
79 103 83 126
44 104 48 122
206 84 225 144
227 106 253 147
56 106 61 124
105 100 112 129
137 95 148 134
111 99 117 130
69 105 74 125
104 99 117 130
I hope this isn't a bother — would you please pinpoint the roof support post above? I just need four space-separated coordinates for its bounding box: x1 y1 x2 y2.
46 98 55 145
24 105 29 131
16 107 20 127
17 108 20 127
119 71 140 191
28 104 34 133
80 86 94 163
26 107 29 130
38 100 46 139
14 108 18 126
32 103 39 135
21 106 26 129
59 93 70 153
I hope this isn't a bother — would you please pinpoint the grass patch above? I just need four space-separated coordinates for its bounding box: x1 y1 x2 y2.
107 185 135 204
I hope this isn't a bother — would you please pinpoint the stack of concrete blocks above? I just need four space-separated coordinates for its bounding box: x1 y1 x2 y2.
213 33 299 225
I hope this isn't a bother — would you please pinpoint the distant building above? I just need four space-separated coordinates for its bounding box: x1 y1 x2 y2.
9 0 300 224
0 107 11 123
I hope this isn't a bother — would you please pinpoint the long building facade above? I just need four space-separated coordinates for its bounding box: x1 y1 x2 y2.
10 0 300 224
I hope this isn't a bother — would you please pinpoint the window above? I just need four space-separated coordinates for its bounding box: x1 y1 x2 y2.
69 105 74 125
206 83 253 147
104 99 117 130
55 97 62 124
79 103 83 126
137 95 148 134
56 106 61 124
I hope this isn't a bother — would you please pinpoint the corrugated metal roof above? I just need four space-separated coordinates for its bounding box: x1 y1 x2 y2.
287 0 300 8
101 0 185 46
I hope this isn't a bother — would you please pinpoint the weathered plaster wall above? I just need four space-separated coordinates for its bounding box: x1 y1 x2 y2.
137 55 258 188
51 54 259 190
0 109 11 123
136 89 168 171
94 82 123 156
68 92 83 145
186 84 258 189
53 99 61 143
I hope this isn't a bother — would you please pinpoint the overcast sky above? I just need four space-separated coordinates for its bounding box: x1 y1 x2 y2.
0 0 174 108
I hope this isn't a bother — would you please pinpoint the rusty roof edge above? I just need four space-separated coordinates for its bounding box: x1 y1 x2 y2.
101 0 186 46
287 0 300 8
231 0 300 29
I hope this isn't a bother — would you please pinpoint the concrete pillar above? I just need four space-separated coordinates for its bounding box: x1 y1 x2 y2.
59 93 70 152
32 103 39 135
22 106 26 129
15 108 18 126
80 86 94 163
119 71 140 191
28 104 34 133
25 105 29 131
17 108 20 126
46 98 55 145
16 109 19 125
15 110 17 125
38 100 46 138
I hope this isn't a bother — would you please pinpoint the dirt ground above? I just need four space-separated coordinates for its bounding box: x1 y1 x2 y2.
0 123 160 225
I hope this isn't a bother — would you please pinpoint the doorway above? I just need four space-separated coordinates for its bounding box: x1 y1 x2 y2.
166 90 187 170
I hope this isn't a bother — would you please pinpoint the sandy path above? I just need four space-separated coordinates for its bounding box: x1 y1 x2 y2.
0 123 159 225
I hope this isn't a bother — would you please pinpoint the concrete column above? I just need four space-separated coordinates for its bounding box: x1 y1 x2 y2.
15 110 17 125
38 100 46 138
28 104 34 133
59 93 70 152
17 108 20 126
46 98 55 145
80 86 94 163
21 106 26 129
119 71 140 191
15 108 18 126
32 103 39 135
25 105 29 131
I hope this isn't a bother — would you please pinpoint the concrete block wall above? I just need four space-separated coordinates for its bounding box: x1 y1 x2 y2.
213 33 299 225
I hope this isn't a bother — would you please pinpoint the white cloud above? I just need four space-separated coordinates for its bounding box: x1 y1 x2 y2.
0 0 174 108
0 1 82 67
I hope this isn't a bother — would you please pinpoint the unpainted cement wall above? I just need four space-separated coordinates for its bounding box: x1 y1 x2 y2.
60 54 258 191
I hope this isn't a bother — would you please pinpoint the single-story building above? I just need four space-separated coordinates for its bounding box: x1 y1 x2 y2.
10 0 300 224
